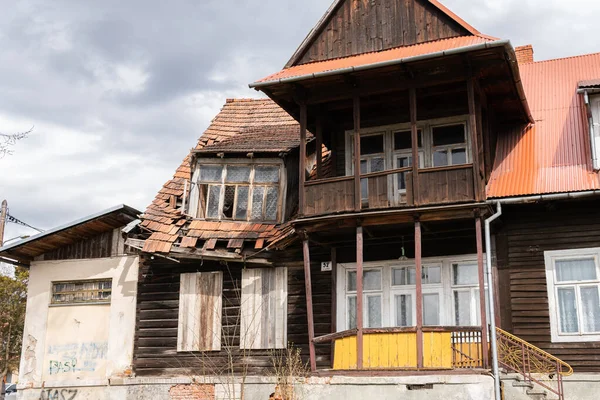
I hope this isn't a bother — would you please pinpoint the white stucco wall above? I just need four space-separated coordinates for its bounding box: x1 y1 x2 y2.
17 256 139 389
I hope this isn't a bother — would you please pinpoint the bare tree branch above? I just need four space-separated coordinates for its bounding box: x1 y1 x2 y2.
0 127 33 158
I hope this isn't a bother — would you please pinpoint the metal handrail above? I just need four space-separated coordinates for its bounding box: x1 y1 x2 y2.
496 328 573 376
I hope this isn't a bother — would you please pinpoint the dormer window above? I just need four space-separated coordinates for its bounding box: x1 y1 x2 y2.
590 95 600 170
192 161 283 222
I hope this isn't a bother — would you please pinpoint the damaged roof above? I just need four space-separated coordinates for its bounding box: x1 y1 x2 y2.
488 52 600 198
140 99 301 259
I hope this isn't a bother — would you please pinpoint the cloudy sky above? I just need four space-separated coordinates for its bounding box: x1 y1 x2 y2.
1 0 599 242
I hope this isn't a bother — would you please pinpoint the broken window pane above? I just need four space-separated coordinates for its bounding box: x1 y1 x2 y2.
236 186 249 220
251 186 265 220
227 166 251 183
255 166 280 183
223 186 235 218
207 185 221 218
200 165 223 182
265 187 279 221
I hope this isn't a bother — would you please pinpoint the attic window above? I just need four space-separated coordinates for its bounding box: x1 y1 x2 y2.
590 95 600 170
193 161 282 222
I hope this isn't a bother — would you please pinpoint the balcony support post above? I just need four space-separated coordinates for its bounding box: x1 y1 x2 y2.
302 237 317 372
330 247 337 366
467 78 482 201
353 94 362 211
299 102 307 216
415 217 424 369
356 225 364 369
410 88 420 206
476 215 490 368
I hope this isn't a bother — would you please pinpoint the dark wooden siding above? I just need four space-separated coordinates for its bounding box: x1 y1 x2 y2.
133 258 332 376
297 0 468 65
38 228 125 261
285 150 300 221
499 201 600 372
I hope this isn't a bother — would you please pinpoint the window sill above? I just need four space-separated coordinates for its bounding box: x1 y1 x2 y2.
551 333 600 343
49 302 111 308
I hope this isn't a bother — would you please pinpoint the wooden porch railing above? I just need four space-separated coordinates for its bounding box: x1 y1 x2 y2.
313 326 485 371
496 327 573 400
303 164 476 217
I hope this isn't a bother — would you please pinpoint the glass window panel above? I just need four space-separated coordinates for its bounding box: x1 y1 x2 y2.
200 165 223 182
235 186 249 220
227 166 251 183
360 159 368 174
254 166 280 183
453 263 479 285
223 186 235 218
395 294 413 327
557 287 579 333
370 157 385 172
433 150 448 167
393 267 416 286
265 187 279 221
348 296 357 329
347 271 357 291
360 134 384 155
581 286 600 333
451 148 467 165
394 130 422 150
396 156 412 190
364 270 382 291
367 296 382 328
423 266 441 284
423 293 440 326
432 124 466 146
361 178 368 201
556 258 597 282
207 185 221 218
454 291 472 326
251 186 265 220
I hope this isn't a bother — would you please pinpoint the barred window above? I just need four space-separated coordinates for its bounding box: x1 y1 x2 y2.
51 279 112 305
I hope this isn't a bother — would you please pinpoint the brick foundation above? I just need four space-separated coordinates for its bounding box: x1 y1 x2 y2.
169 384 215 400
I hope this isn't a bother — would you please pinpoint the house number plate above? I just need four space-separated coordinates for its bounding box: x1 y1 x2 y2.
321 262 332 272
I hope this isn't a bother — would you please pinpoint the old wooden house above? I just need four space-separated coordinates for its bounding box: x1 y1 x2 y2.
9 1 600 400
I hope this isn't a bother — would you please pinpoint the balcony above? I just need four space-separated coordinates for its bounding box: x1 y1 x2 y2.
303 164 477 217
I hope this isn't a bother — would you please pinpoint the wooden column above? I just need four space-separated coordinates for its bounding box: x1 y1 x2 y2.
414 218 424 369
467 78 482 201
356 226 364 369
316 116 323 179
409 88 420 206
299 103 308 215
476 216 490 368
302 239 317 372
353 95 362 211
330 247 337 366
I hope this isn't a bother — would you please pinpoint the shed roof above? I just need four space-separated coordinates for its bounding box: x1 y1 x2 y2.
488 52 600 198
0 204 140 265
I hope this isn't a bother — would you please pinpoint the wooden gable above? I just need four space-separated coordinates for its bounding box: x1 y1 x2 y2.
287 0 475 67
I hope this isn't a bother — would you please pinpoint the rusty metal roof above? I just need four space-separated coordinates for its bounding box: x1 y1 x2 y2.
252 36 496 86
488 53 600 198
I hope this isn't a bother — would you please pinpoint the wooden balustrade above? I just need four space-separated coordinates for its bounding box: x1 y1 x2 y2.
302 164 477 217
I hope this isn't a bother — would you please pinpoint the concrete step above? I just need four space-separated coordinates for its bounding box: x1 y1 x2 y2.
525 388 548 400
513 381 534 389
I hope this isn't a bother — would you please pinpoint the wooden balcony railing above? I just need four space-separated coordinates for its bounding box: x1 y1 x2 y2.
303 164 476 217
313 326 484 371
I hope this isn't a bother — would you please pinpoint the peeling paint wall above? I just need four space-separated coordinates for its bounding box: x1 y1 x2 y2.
17 256 138 391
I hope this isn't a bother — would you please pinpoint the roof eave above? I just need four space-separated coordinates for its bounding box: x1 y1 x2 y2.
0 204 141 255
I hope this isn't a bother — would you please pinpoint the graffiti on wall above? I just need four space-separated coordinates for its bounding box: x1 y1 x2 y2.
47 342 108 375
39 389 78 400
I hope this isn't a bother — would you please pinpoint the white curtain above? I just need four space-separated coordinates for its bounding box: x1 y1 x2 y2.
556 258 596 282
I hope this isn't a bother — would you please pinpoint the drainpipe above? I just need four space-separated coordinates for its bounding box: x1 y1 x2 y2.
485 202 502 400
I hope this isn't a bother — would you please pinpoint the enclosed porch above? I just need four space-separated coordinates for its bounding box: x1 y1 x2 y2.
296 206 493 373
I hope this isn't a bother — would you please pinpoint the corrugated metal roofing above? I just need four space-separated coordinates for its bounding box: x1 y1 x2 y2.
254 36 494 85
580 78 600 88
488 53 600 198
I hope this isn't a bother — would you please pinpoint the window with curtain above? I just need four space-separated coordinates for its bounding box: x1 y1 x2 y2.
338 256 486 330
545 248 600 342
192 162 282 222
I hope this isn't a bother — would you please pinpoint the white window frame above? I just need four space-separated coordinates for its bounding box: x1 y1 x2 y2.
336 254 485 331
590 95 600 170
545 247 600 343
431 122 470 167
450 262 487 327
190 158 286 223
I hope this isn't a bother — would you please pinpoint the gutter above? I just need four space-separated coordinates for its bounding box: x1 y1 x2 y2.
487 189 600 205
249 39 534 124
